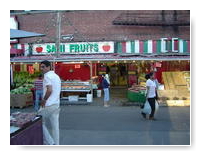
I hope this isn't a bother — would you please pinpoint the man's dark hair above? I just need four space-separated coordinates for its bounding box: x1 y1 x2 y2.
41 60 51 67
145 74 150 80
145 72 154 80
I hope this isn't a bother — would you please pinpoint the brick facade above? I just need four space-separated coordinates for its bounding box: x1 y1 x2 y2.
13 10 190 44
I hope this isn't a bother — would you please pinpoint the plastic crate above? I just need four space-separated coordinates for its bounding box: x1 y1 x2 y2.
127 90 145 103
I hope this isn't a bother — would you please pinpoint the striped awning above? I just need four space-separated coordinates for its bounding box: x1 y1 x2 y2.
115 39 190 54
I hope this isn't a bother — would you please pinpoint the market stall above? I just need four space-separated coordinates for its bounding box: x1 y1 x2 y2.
10 71 40 108
56 62 95 103
61 80 92 102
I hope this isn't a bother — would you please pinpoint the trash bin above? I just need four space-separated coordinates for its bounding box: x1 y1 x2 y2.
97 90 102 97
87 94 93 102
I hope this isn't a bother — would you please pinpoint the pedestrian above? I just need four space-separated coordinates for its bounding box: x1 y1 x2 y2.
38 60 61 145
145 72 157 120
102 74 110 107
34 74 43 111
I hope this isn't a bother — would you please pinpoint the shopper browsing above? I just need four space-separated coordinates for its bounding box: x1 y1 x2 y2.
38 60 61 145
34 74 43 111
102 74 110 107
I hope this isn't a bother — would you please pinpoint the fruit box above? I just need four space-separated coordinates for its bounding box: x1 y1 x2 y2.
10 93 33 108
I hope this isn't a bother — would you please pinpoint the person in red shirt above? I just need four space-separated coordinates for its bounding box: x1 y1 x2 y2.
34 74 43 111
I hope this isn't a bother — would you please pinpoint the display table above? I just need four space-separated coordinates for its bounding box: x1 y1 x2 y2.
61 81 92 102
10 115 43 145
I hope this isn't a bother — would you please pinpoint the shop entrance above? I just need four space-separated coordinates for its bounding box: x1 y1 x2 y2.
103 63 128 88
97 63 128 101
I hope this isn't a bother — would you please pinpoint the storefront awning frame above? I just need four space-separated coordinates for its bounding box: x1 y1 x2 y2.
10 56 190 63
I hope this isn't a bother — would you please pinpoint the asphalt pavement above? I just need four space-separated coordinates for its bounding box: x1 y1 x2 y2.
11 103 190 145
58 105 190 145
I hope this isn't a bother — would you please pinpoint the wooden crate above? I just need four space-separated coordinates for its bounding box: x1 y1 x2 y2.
10 93 33 108
162 72 170 90
166 100 185 106
157 90 178 100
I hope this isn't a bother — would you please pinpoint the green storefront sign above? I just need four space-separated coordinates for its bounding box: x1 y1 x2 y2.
69 43 98 53
46 43 99 53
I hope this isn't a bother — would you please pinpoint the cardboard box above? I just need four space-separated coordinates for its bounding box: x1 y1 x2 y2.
10 93 33 108
157 90 178 100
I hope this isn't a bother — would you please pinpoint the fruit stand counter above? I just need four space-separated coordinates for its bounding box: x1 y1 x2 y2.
10 113 43 145
61 81 93 102
127 85 146 103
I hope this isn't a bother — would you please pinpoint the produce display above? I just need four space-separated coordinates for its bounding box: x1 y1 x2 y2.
62 85 90 90
11 71 40 94
10 84 34 94
10 112 37 128
127 85 146 103
61 81 92 101
138 73 146 87
10 71 39 107
61 81 91 90
13 71 40 88
128 85 146 94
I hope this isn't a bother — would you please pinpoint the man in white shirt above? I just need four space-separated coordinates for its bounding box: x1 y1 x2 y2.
146 72 157 120
39 60 61 145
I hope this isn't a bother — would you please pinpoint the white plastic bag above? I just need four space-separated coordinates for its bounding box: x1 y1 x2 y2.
155 100 159 114
141 100 159 115
141 100 151 114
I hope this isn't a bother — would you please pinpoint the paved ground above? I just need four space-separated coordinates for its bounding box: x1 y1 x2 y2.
59 105 190 145
10 88 190 145
11 104 190 145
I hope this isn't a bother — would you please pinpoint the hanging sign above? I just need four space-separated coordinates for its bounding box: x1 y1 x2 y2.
154 62 162 68
32 42 114 55
75 64 81 68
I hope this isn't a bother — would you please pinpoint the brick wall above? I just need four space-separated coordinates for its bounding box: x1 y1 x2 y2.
14 10 190 44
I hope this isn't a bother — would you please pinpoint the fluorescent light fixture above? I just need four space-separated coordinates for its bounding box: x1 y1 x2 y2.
62 61 84 64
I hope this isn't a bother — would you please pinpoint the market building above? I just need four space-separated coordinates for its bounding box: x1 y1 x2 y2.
10 10 190 106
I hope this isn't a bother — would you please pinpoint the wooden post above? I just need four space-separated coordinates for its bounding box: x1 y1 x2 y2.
55 11 61 58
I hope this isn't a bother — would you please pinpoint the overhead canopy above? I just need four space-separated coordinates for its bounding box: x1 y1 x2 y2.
10 29 45 39
10 53 190 63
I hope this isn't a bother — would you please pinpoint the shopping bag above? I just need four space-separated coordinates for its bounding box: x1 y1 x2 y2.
141 100 151 115
155 100 159 114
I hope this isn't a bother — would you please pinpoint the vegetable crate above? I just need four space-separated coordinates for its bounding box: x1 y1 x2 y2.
10 93 33 108
127 90 146 103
